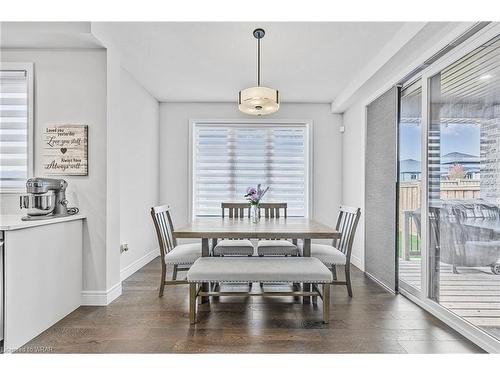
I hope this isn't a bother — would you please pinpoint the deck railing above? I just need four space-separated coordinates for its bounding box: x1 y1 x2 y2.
399 179 481 260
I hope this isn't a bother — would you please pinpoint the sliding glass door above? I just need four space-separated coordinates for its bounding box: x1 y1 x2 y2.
427 35 500 342
398 31 500 349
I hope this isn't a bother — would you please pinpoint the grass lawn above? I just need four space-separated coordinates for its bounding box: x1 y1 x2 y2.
397 231 420 258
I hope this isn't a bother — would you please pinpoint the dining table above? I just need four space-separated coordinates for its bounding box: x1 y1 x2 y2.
174 217 341 303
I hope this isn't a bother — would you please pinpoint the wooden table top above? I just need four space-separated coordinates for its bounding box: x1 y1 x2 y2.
174 217 340 239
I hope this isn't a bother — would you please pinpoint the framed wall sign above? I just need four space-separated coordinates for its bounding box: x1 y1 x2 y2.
42 124 88 176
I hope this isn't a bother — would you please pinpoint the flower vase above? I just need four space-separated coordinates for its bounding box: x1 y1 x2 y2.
251 204 260 223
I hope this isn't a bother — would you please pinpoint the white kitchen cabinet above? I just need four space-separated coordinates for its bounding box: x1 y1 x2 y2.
0 214 85 352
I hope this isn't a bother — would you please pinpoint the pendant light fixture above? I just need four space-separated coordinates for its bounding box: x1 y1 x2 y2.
238 28 279 116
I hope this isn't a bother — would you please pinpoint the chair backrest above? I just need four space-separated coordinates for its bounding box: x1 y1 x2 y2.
334 205 361 261
221 202 251 218
439 206 467 265
428 206 441 253
259 202 287 218
151 205 177 262
411 208 422 236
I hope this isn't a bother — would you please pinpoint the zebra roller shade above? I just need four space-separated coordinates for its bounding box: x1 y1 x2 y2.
365 86 399 293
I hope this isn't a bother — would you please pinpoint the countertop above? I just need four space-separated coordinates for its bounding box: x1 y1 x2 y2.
0 213 86 231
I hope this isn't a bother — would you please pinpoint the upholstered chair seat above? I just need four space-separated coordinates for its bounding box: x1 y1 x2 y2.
307 244 347 266
164 243 202 265
257 239 299 256
213 239 255 256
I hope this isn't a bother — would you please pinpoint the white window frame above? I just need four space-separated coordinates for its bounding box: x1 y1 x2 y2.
0 62 34 193
189 119 313 221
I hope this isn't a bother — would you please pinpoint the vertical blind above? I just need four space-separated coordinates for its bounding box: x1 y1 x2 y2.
365 87 399 293
0 69 29 191
193 123 309 217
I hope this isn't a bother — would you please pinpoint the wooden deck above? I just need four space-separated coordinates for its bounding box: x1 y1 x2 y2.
400 259 500 340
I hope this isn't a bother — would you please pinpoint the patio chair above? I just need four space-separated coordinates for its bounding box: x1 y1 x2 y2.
435 204 500 275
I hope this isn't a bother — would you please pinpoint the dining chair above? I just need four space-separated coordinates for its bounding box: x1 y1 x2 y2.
151 204 202 296
212 202 255 256
256 203 299 256
309 205 361 297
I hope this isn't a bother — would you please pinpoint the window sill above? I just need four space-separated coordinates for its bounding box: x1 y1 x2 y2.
0 190 24 195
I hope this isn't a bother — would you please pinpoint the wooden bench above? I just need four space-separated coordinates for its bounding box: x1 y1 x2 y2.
186 257 333 324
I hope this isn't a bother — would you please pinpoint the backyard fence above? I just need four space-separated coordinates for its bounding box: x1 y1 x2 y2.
398 179 481 260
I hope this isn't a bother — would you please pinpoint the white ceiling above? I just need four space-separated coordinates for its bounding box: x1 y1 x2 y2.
0 22 104 49
92 22 407 103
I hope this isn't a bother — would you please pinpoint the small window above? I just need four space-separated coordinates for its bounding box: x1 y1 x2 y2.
191 120 311 218
0 63 33 192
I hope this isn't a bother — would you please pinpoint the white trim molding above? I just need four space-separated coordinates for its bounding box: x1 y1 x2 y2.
350 254 364 272
81 282 122 306
120 248 159 281
365 272 397 295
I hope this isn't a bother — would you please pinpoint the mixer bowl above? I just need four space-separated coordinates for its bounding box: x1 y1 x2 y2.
20 192 56 216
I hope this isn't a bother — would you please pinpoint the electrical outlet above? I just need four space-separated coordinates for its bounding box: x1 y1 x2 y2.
120 243 129 253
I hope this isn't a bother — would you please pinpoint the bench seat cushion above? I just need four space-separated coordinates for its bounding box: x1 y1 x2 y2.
213 239 255 256
187 257 332 283
257 240 299 256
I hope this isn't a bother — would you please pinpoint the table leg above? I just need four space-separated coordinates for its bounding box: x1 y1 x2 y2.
201 238 209 304
202 238 210 257
303 238 311 304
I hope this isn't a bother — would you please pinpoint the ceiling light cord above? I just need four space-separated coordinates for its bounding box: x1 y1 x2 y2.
257 37 261 86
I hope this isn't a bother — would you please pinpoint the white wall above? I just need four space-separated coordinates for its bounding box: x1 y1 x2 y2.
341 102 366 270
103 48 122 300
159 102 342 231
0 49 108 291
119 67 159 277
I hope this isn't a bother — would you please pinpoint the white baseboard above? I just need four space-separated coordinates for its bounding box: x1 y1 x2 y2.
81 282 122 306
120 248 159 281
365 271 397 294
350 254 364 271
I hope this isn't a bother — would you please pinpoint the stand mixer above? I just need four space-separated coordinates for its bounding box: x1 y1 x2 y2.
19 177 79 221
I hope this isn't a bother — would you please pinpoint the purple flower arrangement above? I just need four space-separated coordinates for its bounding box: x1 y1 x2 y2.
244 184 269 206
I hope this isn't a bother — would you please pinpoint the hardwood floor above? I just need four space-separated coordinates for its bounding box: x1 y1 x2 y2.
19 257 485 354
